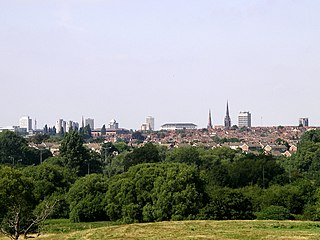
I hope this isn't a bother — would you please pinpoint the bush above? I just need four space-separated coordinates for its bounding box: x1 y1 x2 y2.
256 205 292 220
67 174 108 222
105 163 205 223
199 188 254 220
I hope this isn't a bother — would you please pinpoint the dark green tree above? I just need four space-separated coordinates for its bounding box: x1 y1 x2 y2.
22 162 77 203
0 131 28 164
101 125 106 136
67 174 108 222
105 163 205 223
79 125 92 140
59 131 90 176
166 146 201 166
199 187 254 220
0 167 54 239
123 143 160 171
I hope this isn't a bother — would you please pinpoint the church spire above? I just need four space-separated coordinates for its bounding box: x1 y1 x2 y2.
207 109 213 129
226 101 230 116
224 101 231 129
81 116 84 128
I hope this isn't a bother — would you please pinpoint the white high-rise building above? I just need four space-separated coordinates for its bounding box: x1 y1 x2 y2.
19 116 32 132
85 118 94 130
299 118 309 127
55 119 63 134
238 112 252 128
146 116 155 131
66 121 73 133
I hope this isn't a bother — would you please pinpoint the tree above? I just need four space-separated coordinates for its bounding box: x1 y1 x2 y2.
59 131 90 176
43 125 48 134
0 166 56 240
79 125 92 140
300 129 320 144
123 143 160 171
28 134 49 145
67 174 108 222
0 131 28 164
105 163 205 223
256 205 292 220
101 125 106 136
166 146 201 166
22 162 77 203
199 187 254 220
227 154 286 188
0 131 47 166
131 131 145 142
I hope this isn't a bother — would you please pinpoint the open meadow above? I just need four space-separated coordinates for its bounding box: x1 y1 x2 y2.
2 220 320 240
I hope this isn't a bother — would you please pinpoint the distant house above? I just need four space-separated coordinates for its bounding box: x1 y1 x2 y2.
282 150 292 157
240 143 249 153
289 145 297 153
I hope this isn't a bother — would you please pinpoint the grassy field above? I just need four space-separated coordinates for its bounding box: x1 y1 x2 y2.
2 220 320 240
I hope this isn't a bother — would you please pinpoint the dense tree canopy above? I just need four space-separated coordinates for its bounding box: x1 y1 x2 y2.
2 128 320 227
123 143 160 171
105 163 205 223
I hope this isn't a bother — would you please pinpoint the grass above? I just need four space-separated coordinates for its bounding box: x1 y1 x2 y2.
2 220 320 240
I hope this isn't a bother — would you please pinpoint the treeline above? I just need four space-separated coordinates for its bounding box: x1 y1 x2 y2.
1 129 320 238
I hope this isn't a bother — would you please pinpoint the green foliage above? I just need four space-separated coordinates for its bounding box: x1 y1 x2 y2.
100 125 106 136
199 187 254 220
101 142 118 158
300 129 320 143
67 174 108 222
113 142 130 153
166 146 201 166
241 185 265 212
292 129 320 174
0 131 28 162
256 205 292 220
2 135 320 224
105 163 205 223
201 150 285 189
212 136 240 144
123 143 160 171
227 154 286 188
28 134 50 144
262 184 304 215
22 162 77 202
0 166 35 218
0 166 36 239
79 125 92 140
131 131 145 142
0 130 44 165
59 131 91 175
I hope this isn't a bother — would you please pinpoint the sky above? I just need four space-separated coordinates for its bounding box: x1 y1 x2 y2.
1 0 320 130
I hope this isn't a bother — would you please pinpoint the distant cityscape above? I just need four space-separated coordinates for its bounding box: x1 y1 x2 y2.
0 101 314 158
0 102 310 135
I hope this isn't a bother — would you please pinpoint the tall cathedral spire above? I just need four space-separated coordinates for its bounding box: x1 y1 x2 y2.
81 116 84 128
224 101 231 129
207 109 213 129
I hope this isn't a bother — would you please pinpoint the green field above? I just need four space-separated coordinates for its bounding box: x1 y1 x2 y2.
2 220 320 240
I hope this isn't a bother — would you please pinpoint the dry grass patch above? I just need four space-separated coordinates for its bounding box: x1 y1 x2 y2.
1 220 320 240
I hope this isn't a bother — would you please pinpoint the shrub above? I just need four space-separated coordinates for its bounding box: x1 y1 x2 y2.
256 205 292 220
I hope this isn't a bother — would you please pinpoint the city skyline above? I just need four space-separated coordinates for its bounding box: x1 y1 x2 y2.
1 108 311 132
1 1 319 129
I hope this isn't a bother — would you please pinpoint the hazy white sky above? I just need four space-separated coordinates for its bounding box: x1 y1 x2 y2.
1 0 320 130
